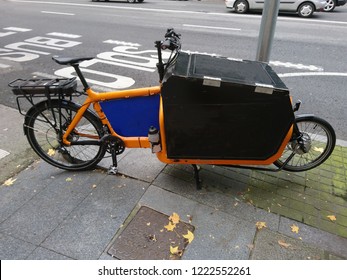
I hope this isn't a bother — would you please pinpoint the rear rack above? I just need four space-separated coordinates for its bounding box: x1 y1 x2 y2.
8 78 80 116
9 78 77 96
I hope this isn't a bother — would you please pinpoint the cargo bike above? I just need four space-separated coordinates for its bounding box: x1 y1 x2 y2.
9 29 336 189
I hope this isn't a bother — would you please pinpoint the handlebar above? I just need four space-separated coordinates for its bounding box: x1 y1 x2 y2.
155 28 181 82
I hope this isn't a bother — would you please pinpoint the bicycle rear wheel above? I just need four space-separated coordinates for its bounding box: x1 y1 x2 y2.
24 99 107 171
274 115 336 172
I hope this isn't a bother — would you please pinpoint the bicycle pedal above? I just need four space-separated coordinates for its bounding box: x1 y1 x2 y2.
107 166 118 175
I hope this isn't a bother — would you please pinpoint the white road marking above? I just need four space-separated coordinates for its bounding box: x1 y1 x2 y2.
3 27 32 32
46 32 81 39
270 61 323 72
41 11 75 16
103 40 141 47
183 24 241 31
0 149 10 160
279 72 347 78
0 63 10 68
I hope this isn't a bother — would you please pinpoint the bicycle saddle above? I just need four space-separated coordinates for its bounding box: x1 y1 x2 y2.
52 56 94 66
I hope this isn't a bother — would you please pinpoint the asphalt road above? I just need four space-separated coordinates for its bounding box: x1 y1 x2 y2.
1 0 347 140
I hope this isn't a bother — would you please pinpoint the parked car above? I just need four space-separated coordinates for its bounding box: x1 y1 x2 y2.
91 0 144 3
225 0 327 17
324 0 347 12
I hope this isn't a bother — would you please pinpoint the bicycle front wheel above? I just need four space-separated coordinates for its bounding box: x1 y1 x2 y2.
274 115 336 172
24 99 107 171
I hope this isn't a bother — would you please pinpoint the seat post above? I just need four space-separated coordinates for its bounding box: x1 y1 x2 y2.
72 64 90 91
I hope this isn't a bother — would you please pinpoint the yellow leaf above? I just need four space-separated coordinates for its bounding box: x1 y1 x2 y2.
291 224 299 233
47 148 55 156
183 230 195 244
3 177 17 186
255 221 267 230
164 222 176 231
313 147 324 153
170 246 182 256
327 215 336 222
278 239 291 249
170 245 178 254
66 177 72 182
169 212 180 224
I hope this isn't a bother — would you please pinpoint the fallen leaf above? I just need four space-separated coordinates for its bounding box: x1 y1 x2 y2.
291 224 299 234
327 215 336 222
47 148 55 156
170 246 182 256
278 239 291 249
3 177 17 186
170 245 178 254
313 147 324 153
169 212 180 224
255 221 267 230
146 222 151 226
182 230 194 244
66 177 72 182
164 222 176 231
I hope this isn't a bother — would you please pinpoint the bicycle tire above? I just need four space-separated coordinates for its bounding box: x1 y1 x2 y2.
274 115 336 172
24 99 107 171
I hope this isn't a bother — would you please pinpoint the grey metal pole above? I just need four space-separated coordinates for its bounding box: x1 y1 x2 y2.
256 0 280 62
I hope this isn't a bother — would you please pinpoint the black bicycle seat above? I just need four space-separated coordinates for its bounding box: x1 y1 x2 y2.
52 56 94 66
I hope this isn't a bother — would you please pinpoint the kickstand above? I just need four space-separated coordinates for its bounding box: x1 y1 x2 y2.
108 143 118 175
192 164 202 190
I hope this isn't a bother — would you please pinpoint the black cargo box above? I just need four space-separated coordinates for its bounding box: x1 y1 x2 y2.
161 52 294 161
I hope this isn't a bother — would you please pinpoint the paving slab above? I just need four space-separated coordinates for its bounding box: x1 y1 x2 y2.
0 232 36 260
251 229 325 260
41 173 150 260
279 216 347 259
0 163 106 245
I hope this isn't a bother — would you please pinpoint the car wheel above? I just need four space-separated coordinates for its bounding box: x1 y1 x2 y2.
234 0 249 14
298 2 314 17
324 0 336 11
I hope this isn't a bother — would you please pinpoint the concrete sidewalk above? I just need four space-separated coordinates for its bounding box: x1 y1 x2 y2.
0 104 346 260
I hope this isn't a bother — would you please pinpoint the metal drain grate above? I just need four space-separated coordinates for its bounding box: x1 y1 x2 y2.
108 206 195 260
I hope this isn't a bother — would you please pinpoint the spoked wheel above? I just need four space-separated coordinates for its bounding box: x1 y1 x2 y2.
24 100 107 171
324 0 336 12
274 115 336 172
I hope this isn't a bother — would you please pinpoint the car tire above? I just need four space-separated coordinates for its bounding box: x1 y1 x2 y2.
298 2 314 17
324 0 336 11
234 0 249 14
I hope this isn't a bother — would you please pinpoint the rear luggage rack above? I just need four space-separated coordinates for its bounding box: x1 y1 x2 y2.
9 78 77 96
8 77 80 116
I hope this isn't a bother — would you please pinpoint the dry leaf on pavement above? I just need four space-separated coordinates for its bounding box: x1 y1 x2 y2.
278 239 291 249
164 222 176 231
3 177 17 186
169 212 180 224
47 148 55 156
182 230 194 244
170 245 182 256
327 215 336 222
255 221 267 230
291 224 299 233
